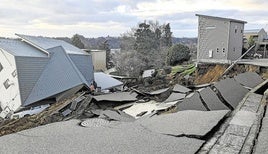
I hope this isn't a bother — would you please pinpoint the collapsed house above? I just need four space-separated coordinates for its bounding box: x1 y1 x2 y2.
0 34 94 118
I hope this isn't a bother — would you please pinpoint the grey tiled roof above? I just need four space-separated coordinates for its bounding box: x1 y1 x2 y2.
0 39 47 57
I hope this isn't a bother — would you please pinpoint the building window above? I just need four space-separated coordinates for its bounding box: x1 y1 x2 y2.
0 63 3 72
235 29 237 33
3 79 10 89
223 48 225 53
233 47 236 52
216 48 219 52
12 70 17 77
241 29 243 33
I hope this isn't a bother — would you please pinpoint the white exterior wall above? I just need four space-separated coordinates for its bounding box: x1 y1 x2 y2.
197 16 230 62
228 22 244 61
90 51 106 71
0 49 21 117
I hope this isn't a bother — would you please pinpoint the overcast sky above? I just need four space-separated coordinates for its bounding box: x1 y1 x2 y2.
1 0 268 38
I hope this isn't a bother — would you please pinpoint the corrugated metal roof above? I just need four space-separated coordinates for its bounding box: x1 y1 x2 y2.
16 34 88 55
0 39 47 57
196 14 247 23
23 46 88 106
94 72 123 90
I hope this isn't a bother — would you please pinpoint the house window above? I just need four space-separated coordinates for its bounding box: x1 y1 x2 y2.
233 47 236 52
241 29 243 33
12 70 17 77
216 48 219 52
0 63 3 72
223 48 225 53
3 79 10 89
235 29 237 33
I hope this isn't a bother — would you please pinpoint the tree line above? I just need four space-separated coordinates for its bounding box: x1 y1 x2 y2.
68 21 194 77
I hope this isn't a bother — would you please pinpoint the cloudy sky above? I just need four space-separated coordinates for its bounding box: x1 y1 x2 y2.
1 0 268 38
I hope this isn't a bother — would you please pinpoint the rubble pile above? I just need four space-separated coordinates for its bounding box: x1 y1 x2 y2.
0 63 268 153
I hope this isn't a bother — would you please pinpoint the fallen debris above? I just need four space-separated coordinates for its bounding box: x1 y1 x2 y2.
164 93 186 102
92 92 137 102
94 72 123 90
172 84 192 93
99 109 135 122
123 101 178 118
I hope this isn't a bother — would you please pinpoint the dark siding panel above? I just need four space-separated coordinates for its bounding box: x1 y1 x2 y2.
70 54 94 85
15 56 49 103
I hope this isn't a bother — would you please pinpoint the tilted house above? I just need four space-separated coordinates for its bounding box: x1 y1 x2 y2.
196 14 247 64
244 28 267 51
0 34 94 118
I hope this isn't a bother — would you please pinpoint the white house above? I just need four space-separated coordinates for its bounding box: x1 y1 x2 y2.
196 14 247 64
0 34 94 118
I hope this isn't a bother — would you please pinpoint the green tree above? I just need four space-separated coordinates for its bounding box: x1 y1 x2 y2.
248 36 255 48
71 34 85 49
115 21 173 76
161 23 173 47
166 44 190 66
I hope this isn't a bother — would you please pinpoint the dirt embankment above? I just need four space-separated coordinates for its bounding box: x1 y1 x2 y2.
194 64 265 85
194 64 227 85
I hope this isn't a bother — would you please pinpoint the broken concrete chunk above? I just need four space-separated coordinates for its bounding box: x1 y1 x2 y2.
214 78 249 109
142 69 155 78
178 92 207 111
164 93 186 102
61 109 72 117
148 88 170 95
93 92 137 102
234 72 264 89
94 72 123 90
173 84 191 93
199 87 229 110
137 110 229 137
123 101 177 119
99 109 135 122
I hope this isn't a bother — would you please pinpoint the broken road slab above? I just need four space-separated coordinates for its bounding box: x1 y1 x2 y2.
0 120 204 154
137 110 229 137
92 92 137 102
214 78 249 109
234 72 264 89
178 92 207 111
164 92 186 102
173 84 191 93
199 87 229 110
147 88 169 95
94 72 123 90
99 109 135 122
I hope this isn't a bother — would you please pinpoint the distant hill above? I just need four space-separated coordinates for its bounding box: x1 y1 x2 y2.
56 35 197 49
